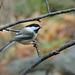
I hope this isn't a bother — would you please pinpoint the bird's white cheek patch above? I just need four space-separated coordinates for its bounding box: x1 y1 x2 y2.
25 27 33 32
31 27 39 31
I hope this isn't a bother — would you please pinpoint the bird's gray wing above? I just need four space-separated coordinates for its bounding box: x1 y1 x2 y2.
11 33 34 41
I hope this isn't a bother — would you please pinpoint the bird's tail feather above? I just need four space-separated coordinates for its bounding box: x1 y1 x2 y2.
0 41 15 52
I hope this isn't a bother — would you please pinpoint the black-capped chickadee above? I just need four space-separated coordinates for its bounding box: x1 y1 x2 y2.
0 24 42 52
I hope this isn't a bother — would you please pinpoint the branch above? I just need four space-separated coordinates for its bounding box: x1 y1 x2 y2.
45 0 50 13
20 40 75 75
33 40 41 58
5 28 20 32
0 8 75 31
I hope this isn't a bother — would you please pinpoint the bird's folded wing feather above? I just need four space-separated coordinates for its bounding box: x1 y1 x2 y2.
12 33 34 41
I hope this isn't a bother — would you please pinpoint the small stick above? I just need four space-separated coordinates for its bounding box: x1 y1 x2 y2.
45 0 50 13
5 28 20 32
33 40 41 58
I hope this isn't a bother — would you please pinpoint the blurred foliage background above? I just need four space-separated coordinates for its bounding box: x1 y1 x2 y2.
0 0 75 75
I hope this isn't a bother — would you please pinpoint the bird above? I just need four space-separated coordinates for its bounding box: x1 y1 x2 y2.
0 24 42 52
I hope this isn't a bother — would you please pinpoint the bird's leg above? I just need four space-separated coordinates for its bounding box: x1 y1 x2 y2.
33 40 41 58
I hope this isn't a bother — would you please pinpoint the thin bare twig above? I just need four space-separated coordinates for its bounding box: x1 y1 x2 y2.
5 28 20 32
0 8 75 31
20 40 75 75
33 40 41 58
45 0 50 13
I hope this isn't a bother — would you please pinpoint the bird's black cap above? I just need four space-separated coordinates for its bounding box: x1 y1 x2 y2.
26 24 42 28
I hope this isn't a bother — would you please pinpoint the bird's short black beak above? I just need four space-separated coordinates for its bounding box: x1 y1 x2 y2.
40 26 42 29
